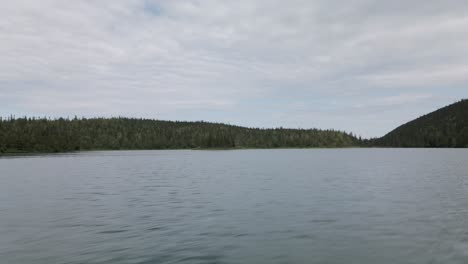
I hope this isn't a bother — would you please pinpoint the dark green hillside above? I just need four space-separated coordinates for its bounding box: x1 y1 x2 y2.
373 99 468 147
0 117 359 153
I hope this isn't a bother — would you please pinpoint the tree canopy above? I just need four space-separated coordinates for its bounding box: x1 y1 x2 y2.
0 117 359 153
2 99 467 153
372 99 468 147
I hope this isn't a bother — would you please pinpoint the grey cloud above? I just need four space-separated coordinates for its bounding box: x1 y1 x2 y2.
1 0 467 137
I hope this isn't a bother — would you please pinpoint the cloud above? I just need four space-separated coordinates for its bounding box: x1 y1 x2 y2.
359 65 468 87
1 0 468 137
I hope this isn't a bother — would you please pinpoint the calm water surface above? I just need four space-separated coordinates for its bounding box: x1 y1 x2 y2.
1 149 468 264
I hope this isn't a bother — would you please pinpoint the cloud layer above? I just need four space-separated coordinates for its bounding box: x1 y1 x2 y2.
1 0 468 137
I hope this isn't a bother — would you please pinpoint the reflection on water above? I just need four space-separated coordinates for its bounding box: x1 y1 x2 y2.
1 149 468 264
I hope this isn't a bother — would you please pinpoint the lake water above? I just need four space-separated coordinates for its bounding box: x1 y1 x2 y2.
1 149 468 264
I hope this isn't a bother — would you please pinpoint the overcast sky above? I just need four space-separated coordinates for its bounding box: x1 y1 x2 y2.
1 0 468 137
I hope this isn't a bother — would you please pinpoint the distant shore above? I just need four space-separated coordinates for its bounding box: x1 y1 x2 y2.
1 99 468 153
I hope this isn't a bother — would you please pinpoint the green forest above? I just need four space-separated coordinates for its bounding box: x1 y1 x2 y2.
1 99 467 153
0 117 359 153
371 99 468 148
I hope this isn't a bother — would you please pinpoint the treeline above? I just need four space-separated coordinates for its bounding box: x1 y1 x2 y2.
372 99 468 148
3 99 466 153
0 117 360 153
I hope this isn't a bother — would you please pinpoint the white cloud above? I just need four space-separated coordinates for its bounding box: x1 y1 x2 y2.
1 0 468 137
359 65 468 87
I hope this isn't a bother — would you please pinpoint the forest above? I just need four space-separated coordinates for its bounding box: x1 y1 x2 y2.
1 99 467 153
0 117 359 153
371 99 468 148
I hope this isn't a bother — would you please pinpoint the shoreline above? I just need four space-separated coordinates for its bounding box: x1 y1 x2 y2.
2 146 467 156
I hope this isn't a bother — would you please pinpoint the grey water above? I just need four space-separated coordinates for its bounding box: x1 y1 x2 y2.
1 149 468 264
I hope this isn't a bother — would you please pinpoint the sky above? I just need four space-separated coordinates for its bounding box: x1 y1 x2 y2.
1 0 468 138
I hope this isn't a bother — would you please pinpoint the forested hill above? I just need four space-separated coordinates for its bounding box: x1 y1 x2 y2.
372 99 468 147
3 99 467 153
0 118 360 153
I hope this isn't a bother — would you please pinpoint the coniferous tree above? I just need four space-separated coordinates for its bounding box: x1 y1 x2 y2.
0 117 360 153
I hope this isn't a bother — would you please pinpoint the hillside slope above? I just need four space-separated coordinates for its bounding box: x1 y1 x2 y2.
373 99 468 147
